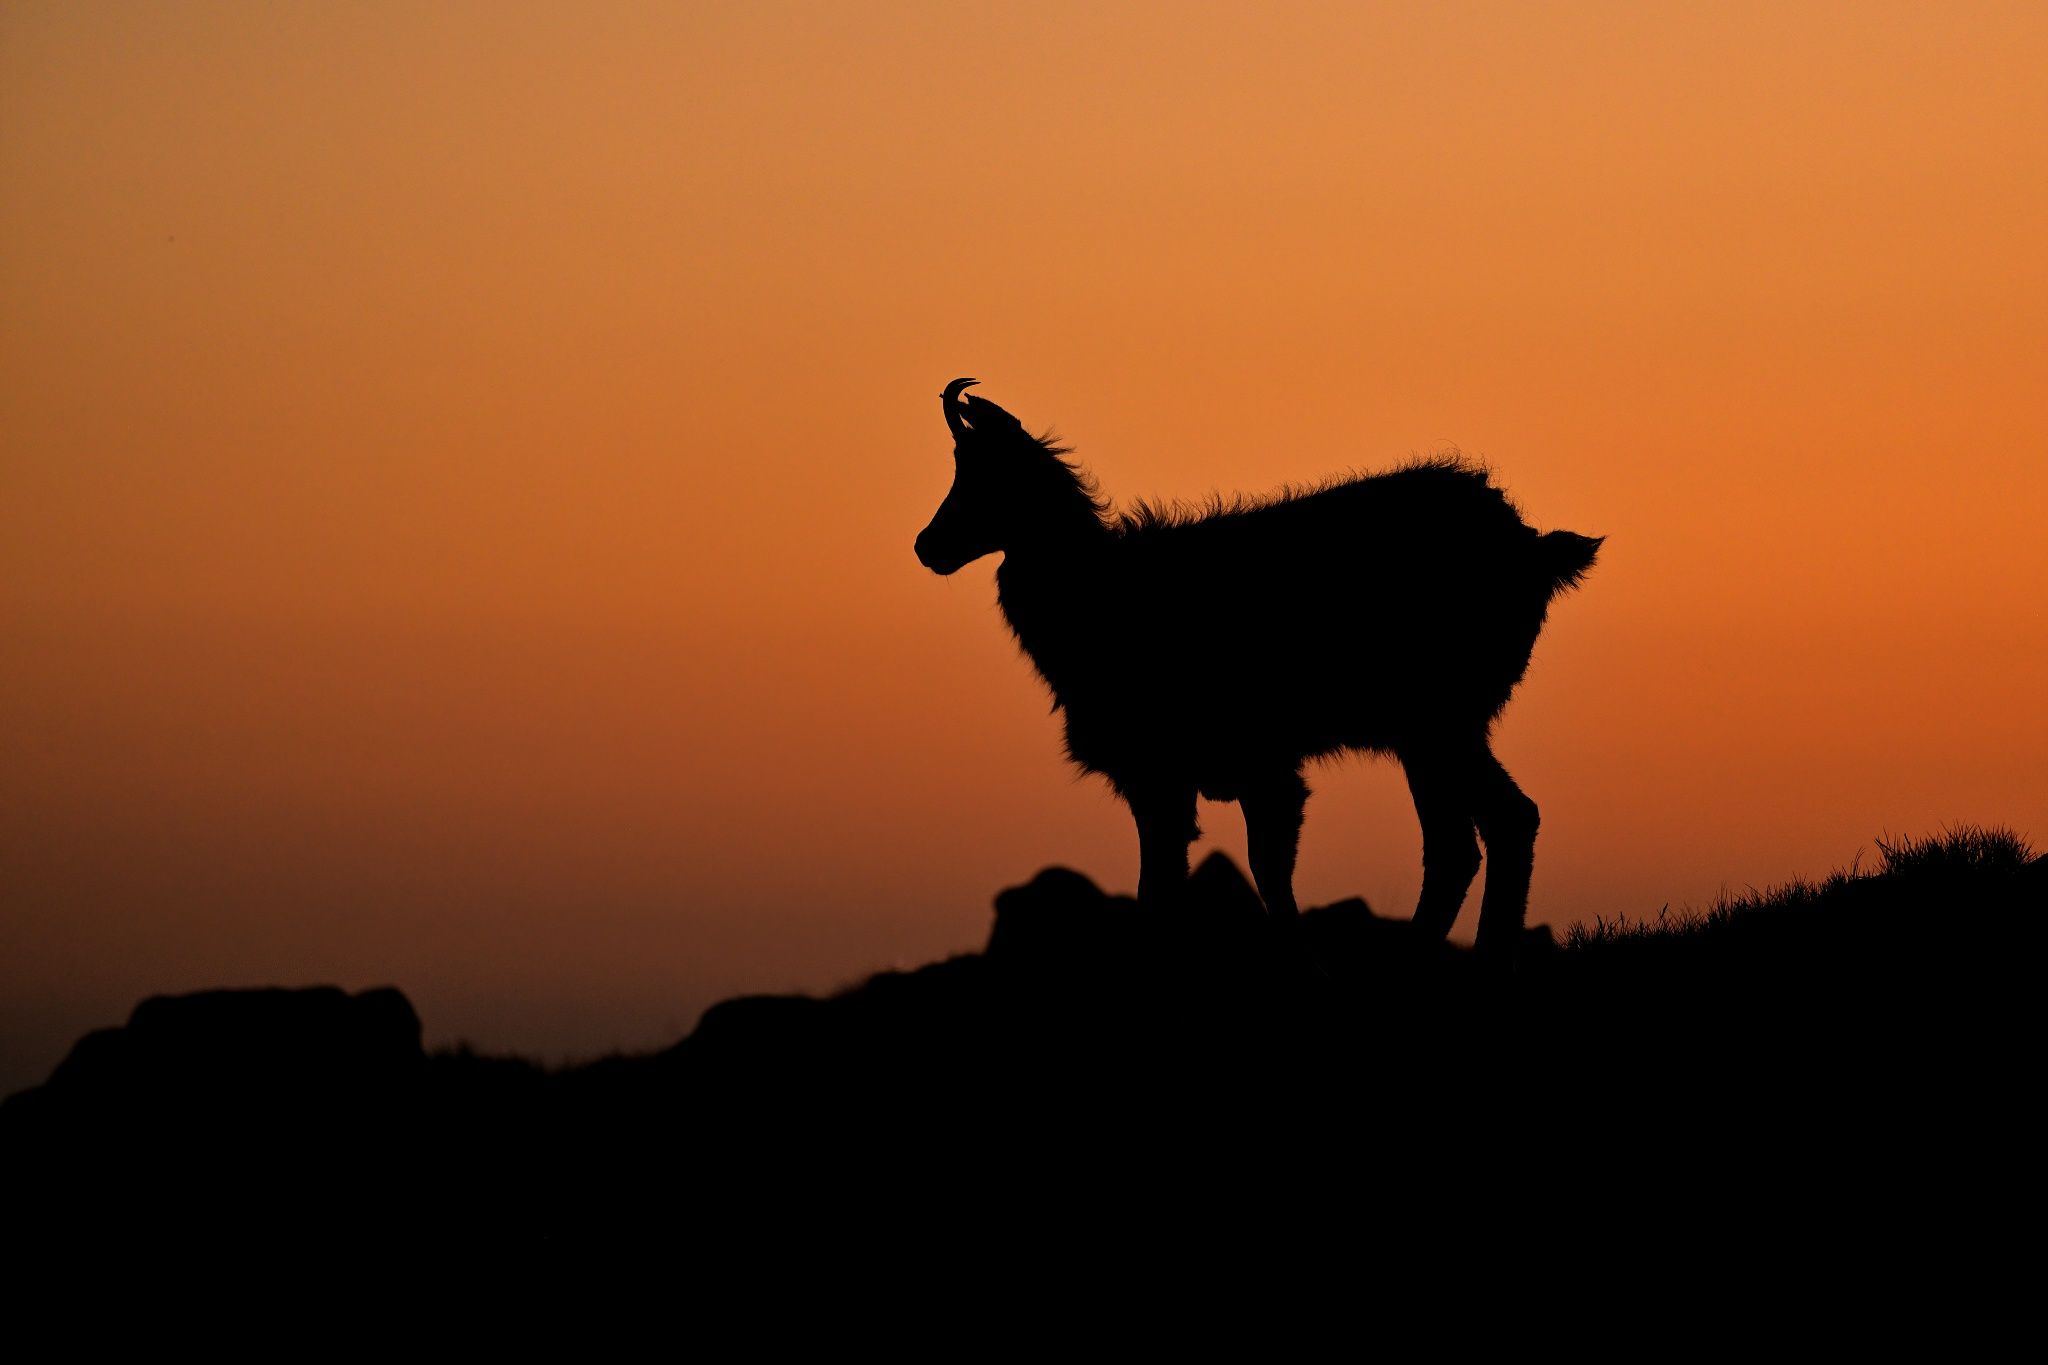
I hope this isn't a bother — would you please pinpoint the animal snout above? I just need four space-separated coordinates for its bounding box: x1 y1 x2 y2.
915 526 960 574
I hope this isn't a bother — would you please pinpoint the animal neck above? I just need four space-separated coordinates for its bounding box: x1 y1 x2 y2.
996 463 1111 576
995 529 1108 707
1010 497 1111 558
989 450 1114 701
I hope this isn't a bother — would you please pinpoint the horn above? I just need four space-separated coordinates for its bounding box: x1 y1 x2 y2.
941 377 978 441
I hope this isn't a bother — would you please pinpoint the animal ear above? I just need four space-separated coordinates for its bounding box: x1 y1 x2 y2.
961 394 1024 434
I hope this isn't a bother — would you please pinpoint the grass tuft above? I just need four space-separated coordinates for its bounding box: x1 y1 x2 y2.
1564 824 2038 950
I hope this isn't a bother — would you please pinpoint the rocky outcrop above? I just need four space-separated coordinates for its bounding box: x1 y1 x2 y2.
3 985 423 1130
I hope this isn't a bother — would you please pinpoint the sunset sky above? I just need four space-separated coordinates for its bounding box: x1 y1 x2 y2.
5 1 2045 1093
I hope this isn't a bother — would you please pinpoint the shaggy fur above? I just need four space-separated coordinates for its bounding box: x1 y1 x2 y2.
916 380 1600 955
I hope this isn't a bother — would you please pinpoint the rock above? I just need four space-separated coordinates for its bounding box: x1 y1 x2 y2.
1185 850 1268 930
5 985 424 1129
985 866 1125 965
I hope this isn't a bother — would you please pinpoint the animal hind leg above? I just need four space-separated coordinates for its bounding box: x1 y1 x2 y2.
1403 758 1481 942
1127 781 1198 909
1242 770 1309 916
1466 744 1541 959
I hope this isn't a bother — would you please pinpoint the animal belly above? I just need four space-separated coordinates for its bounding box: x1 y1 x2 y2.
1058 663 1417 795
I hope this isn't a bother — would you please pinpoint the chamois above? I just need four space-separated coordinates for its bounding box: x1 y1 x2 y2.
915 379 1600 956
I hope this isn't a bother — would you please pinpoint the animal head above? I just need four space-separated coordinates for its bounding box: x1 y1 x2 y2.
916 378 1027 574
917 378 1104 574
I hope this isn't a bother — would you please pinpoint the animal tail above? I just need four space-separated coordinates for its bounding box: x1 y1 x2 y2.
1537 530 1603 594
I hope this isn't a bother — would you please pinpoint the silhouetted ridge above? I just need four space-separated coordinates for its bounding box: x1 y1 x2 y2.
4 829 2039 1255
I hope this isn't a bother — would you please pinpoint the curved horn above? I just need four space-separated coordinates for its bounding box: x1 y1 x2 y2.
941 377 979 441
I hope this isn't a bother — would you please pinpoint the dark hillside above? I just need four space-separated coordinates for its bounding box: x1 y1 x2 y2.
5 829 2040 1262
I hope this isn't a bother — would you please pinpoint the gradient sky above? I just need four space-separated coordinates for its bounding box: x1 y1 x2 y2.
5 1 2045 1094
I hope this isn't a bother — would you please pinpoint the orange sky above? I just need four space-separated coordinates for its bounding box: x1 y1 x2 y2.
4 2 2045 1093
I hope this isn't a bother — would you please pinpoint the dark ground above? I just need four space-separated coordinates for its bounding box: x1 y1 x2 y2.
5 827 2040 1302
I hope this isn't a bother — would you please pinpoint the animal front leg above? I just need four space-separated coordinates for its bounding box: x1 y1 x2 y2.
1127 783 1197 909
1241 771 1309 916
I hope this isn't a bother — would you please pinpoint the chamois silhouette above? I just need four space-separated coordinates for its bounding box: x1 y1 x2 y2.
916 379 1602 955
